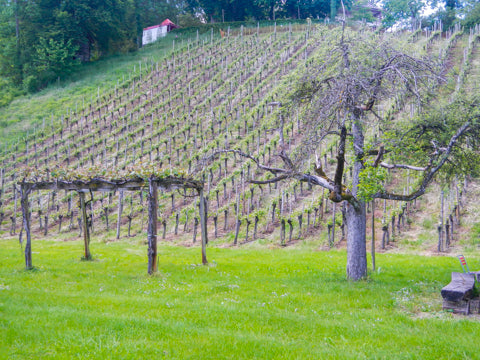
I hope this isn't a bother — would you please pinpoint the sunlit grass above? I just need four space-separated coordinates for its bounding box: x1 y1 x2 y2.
1 238 479 359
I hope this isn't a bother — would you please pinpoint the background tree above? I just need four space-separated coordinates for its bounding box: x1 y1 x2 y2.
255 0 281 20
381 0 425 29
461 0 480 29
0 1 22 105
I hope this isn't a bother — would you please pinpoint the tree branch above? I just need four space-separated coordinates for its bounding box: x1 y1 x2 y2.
374 122 470 201
250 174 290 185
379 162 426 171
373 146 385 167
332 125 347 201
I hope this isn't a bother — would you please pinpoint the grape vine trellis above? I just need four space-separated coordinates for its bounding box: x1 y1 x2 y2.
19 173 206 274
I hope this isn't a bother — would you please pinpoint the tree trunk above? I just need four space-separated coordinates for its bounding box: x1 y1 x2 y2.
382 225 389 249
58 215 63 233
345 116 367 280
224 209 228 231
175 213 179 235
44 214 48 236
288 219 293 242
161 220 166 239
345 201 367 280
297 214 302 237
371 200 375 271
184 211 189 232
104 207 109 230
245 219 251 242
193 217 199 243
234 219 241 245
328 224 333 247
127 215 133 237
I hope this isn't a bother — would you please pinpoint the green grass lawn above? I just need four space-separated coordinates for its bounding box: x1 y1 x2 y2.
0 238 479 359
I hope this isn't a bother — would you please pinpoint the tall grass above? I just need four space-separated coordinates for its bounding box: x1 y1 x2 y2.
0 238 478 359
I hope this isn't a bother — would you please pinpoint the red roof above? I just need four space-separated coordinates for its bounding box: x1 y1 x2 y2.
161 19 176 26
143 24 163 31
143 19 177 32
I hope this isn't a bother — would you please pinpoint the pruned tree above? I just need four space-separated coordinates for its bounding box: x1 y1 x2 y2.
204 26 480 280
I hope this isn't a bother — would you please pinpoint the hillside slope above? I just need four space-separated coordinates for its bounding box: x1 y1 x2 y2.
1 24 479 262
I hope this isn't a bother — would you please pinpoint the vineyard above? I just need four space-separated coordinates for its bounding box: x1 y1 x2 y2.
2 23 480 272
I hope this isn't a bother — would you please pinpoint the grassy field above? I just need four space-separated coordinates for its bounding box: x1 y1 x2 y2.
1 238 479 359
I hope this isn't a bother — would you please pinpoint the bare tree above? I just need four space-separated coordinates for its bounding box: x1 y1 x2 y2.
204 27 480 280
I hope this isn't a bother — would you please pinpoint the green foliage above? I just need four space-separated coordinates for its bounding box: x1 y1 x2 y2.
0 78 23 107
191 0 331 22
469 222 480 245
177 13 204 28
26 37 79 92
349 0 376 23
419 95 480 182
462 1 480 29
358 161 387 202
381 0 425 29
421 217 434 230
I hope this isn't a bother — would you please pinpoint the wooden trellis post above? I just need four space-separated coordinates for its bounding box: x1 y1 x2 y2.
116 190 124 240
20 184 33 270
199 188 208 265
147 178 158 274
78 191 91 260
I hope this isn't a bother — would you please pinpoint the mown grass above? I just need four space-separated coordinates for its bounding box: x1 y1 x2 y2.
1 238 479 359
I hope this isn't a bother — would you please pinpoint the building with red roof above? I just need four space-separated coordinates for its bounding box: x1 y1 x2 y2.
142 19 178 46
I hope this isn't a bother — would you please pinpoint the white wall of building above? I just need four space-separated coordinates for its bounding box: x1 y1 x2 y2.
142 26 168 46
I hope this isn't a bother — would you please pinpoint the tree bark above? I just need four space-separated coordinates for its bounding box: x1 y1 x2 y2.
371 200 376 271
193 217 199 243
288 219 293 242
213 215 218 238
175 213 179 235
162 220 166 239
104 207 109 230
346 116 367 280
234 219 241 245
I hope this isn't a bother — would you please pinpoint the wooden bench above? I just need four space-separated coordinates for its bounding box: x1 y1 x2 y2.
441 272 477 314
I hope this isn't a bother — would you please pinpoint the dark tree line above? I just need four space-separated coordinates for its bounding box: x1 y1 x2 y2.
187 0 333 23
0 0 181 97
